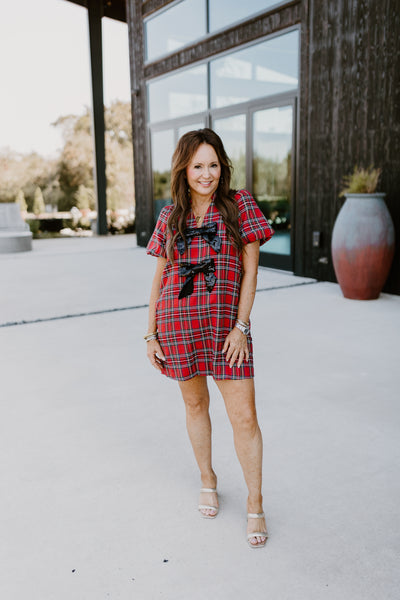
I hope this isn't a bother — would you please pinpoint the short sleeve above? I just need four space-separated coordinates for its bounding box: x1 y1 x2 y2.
236 190 274 246
146 206 173 258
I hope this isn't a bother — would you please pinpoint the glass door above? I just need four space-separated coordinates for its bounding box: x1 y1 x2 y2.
211 99 296 270
213 114 246 190
252 103 294 269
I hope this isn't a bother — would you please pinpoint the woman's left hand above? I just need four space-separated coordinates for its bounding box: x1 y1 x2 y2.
222 327 249 368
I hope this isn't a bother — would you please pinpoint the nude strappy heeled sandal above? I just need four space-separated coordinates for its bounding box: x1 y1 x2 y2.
198 488 219 519
247 512 268 548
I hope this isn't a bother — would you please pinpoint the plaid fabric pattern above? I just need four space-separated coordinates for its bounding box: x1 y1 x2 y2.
146 189 273 381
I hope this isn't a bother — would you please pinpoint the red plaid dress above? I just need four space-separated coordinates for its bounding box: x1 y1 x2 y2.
146 189 273 381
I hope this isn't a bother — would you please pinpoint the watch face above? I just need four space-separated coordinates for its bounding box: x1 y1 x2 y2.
236 322 249 335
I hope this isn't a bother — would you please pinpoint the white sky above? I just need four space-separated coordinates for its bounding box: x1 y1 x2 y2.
0 0 131 157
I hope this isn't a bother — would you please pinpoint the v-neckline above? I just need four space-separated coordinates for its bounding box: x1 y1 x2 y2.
191 195 214 229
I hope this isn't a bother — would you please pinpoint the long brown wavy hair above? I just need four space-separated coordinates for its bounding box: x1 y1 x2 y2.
167 128 243 260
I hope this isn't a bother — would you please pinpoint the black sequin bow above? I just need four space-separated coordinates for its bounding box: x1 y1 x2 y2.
178 258 216 299
176 223 222 255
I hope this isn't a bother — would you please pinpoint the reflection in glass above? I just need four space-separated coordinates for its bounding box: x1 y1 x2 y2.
148 65 207 123
178 122 205 138
210 30 298 109
253 106 292 255
151 129 174 218
209 0 285 32
213 114 246 190
145 0 206 62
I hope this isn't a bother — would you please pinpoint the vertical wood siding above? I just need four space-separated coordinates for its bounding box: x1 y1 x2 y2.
298 0 400 292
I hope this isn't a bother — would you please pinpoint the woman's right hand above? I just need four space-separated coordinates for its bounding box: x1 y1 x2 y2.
146 339 166 372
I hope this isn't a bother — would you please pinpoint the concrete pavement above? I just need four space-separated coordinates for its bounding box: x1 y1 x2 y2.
1 235 399 599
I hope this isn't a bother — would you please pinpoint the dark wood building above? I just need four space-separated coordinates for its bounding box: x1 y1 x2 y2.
70 0 400 294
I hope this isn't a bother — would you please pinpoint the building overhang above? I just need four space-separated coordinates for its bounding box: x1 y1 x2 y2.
64 0 126 23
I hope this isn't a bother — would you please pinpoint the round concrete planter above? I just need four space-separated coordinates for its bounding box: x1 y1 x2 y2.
0 203 32 253
331 193 395 300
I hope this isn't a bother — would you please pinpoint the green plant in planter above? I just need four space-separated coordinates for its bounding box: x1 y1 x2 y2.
340 165 381 196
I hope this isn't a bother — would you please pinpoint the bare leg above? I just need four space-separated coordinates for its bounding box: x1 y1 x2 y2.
215 378 267 546
178 376 218 517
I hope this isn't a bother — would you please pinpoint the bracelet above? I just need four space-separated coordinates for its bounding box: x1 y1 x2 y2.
144 331 158 342
236 319 249 327
235 320 250 335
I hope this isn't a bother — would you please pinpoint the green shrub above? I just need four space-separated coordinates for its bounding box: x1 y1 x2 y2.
340 165 381 196
255 197 290 230
26 219 40 238
16 189 27 212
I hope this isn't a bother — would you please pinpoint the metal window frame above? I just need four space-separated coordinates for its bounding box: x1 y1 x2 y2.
143 0 294 64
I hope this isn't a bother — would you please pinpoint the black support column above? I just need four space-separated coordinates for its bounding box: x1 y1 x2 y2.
88 0 108 235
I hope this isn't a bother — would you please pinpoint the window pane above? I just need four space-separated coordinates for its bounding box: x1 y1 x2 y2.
253 106 293 256
213 114 246 190
210 30 298 109
151 129 174 218
209 0 286 32
148 65 207 123
145 0 206 62
178 122 205 138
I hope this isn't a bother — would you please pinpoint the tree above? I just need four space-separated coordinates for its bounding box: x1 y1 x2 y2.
15 189 27 212
1 101 135 216
33 186 45 215
53 103 135 212
52 109 95 209
43 179 64 212
74 184 94 211
0 149 55 208
105 100 132 145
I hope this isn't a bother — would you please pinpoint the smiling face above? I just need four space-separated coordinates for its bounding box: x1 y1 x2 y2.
186 143 221 203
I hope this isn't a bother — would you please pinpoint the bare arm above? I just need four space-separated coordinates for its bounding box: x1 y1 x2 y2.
223 240 260 368
146 256 167 371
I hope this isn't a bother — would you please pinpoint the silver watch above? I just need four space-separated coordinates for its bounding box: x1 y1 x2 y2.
235 321 250 336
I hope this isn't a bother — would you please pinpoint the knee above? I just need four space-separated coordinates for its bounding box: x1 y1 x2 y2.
231 408 259 435
183 394 209 415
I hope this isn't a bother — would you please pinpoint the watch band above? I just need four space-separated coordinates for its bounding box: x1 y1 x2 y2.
235 321 250 335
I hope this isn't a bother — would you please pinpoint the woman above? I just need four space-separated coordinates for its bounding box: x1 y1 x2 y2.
145 129 273 548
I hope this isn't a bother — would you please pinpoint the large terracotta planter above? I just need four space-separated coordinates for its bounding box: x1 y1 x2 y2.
331 193 395 300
